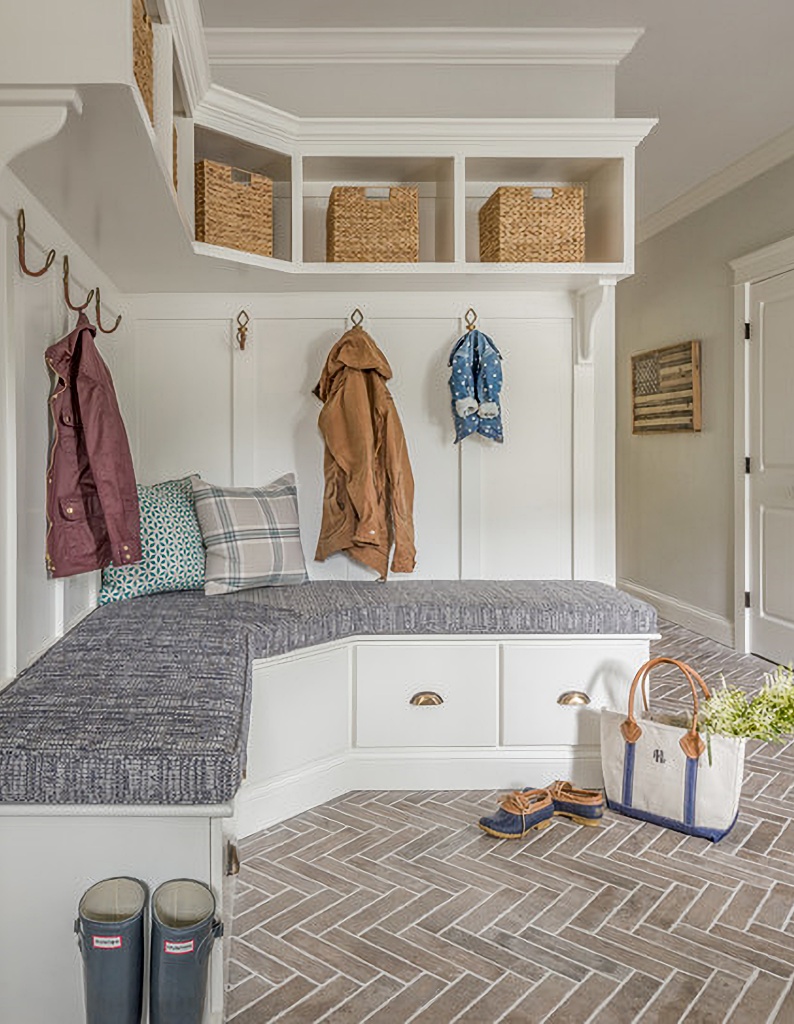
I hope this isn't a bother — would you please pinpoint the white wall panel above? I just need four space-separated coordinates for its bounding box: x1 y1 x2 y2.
132 319 234 486
0 171 125 682
129 297 580 587
480 319 573 579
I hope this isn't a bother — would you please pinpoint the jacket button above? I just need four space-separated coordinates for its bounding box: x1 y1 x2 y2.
66 506 74 514
122 544 129 551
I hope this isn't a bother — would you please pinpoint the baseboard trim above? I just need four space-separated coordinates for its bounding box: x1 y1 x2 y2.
618 578 735 648
234 749 603 838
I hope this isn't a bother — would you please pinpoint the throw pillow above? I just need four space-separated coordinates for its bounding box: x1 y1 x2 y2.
98 476 205 604
191 473 307 596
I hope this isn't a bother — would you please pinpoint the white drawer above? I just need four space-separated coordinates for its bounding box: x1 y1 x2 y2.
355 643 498 748
502 641 649 747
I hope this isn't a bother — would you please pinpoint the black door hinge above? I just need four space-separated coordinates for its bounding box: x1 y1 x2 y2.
745 591 751 609
745 456 751 474
745 322 751 340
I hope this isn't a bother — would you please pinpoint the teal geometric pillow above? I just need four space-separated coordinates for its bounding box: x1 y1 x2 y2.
98 476 205 604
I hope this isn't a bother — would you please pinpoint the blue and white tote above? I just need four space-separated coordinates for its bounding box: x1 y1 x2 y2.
601 657 745 842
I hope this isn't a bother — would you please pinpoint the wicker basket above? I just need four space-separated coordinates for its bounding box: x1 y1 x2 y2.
194 160 273 258
132 0 154 124
327 186 419 263
479 186 585 263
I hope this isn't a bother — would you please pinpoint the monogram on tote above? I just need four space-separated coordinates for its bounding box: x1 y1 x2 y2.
600 657 745 842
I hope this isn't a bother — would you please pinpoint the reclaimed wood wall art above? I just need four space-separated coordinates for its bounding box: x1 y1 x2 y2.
632 340 702 434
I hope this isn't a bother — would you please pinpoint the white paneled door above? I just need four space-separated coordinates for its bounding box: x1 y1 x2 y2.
749 269 794 664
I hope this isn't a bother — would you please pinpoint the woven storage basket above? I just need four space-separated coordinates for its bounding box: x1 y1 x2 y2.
479 186 585 263
194 160 273 258
327 186 419 262
132 0 154 124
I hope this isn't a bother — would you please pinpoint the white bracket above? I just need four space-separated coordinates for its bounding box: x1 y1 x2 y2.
0 88 82 171
575 282 610 365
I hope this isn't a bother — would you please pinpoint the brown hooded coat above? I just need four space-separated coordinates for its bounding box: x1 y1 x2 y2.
314 326 416 578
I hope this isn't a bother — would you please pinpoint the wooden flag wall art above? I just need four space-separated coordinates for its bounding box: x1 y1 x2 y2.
632 339 702 434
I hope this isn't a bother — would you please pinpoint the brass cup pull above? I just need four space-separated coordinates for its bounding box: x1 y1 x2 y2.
410 691 444 707
557 690 590 706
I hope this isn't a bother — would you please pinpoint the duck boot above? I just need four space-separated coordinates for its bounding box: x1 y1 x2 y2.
75 877 147 1024
548 781 604 826
478 788 554 839
150 879 223 1024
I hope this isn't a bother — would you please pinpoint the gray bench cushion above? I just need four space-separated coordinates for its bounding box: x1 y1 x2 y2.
0 581 655 806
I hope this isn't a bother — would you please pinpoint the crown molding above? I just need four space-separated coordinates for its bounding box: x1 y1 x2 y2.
195 84 657 151
195 85 299 152
730 235 794 285
204 27 643 68
638 124 794 245
158 0 210 113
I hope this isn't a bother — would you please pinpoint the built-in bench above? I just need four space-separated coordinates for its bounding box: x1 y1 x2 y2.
0 580 656 807
0 579 656 1024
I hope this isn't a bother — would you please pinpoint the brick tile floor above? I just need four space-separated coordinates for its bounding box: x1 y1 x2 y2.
226 622 794 1022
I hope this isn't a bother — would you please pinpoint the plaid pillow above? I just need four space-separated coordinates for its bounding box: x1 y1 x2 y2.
191 473 307 595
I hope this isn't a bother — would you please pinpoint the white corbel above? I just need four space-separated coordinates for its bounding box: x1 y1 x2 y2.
0 88 82 171
575 282 611 365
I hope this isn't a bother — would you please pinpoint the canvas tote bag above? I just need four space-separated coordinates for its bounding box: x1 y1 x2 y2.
601 657 745 842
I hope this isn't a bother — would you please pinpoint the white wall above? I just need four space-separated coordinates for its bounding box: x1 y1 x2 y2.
616 155 794 644
0 171 127 685
127 292 582 583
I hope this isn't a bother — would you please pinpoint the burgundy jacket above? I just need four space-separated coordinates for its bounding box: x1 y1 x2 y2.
45 313 141 578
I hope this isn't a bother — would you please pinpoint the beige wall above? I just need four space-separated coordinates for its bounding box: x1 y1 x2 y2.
616 156 794 638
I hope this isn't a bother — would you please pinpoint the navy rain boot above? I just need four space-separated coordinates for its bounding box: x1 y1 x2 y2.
150 879 223 1024
75 876 147 1024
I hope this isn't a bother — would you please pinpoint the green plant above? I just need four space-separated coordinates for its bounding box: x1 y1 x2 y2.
700 665 794 742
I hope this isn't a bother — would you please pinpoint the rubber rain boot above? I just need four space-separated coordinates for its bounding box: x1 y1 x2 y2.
75 876 147 1024
150 879 223 1024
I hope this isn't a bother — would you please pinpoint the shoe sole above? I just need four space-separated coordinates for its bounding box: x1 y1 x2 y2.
477 819 552 839
553 810 602 827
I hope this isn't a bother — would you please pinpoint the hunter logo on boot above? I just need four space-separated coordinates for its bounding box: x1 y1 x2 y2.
92 935 122 949
164 939 195 955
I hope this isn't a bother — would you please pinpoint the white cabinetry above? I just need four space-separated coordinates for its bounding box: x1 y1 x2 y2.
502 640 650 747
235 632 653 837
355 643 498 748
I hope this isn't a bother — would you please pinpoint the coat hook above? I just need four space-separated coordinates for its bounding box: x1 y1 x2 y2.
62 256 94 312
95 287 122 334
236 310 250 350
350 307 364 328
464 308 478 332
17 209 56 278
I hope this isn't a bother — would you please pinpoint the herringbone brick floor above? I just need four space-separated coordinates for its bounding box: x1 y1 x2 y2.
226 623 794 1022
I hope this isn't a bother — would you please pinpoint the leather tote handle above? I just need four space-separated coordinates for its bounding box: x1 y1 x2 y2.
621 657 711 759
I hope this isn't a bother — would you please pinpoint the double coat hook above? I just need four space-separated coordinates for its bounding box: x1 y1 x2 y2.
95 287 122 334
17 209 56 277
62 256 94 312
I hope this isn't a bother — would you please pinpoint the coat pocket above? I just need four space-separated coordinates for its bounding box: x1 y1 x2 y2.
59 495 103 522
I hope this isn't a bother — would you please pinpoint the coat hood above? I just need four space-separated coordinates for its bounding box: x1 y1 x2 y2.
314 326 393 402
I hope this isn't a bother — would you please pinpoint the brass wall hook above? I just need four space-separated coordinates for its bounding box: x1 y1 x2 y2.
236 310 250 350
350 307 364 328
464 308 478 332
17 209 56 278
95 287 122 334
62 256 94 312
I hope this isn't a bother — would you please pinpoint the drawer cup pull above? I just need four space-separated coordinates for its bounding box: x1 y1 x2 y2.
410 691 444 707
558 690 590 706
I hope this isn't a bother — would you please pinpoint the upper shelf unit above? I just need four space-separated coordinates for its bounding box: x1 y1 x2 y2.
3 1 656 292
